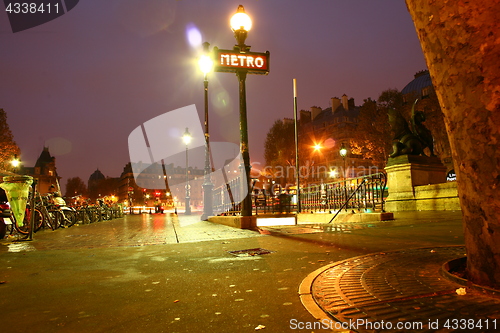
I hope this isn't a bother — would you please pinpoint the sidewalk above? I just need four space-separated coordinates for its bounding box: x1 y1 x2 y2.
1 212 264 251
2 210 499 332
291 210 500 332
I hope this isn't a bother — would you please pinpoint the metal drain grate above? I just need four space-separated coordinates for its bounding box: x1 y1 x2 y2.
228 248 274 257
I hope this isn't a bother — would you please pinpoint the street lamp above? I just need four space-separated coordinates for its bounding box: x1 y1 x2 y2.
182 128 192 215
211 5 268 216
329 169 338 178
231 5 252 217
339 142 348 179
230 5 252 50
339 142 348 209
11 154 20 173
199 42 214 220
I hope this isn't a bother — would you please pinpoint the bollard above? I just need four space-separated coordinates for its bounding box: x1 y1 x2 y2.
26 179 37 240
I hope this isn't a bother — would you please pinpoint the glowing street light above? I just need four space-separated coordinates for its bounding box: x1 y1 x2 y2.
198 52 213 76
11 154 20 173
230 5 252 48
339 142 348 209
339 143 348 159
339 142 348 179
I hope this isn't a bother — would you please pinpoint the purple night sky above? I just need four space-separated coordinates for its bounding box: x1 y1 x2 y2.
0 0 427 188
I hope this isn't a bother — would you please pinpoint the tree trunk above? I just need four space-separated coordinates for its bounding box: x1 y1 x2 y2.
405 0 500 288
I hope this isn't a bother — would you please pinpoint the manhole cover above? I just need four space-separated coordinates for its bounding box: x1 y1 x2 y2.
228 248 274 257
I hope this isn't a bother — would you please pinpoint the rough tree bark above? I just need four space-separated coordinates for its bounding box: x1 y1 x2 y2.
405 1 500 288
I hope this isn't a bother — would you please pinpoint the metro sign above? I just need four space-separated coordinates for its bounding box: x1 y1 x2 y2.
214 48 270 75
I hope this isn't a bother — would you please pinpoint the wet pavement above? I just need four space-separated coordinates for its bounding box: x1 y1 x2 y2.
1 212 354 333
1 212 263 251
1 210 499 332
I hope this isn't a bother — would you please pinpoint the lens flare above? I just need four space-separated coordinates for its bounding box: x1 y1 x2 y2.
186 23 202 48
324 138 336 149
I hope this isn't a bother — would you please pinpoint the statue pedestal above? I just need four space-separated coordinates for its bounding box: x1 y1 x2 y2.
385 155 447 211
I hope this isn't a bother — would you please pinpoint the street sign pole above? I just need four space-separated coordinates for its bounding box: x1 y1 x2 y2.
213 48 269 216
212 5 270 217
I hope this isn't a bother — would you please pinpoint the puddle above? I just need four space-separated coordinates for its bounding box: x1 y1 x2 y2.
7 242 37 252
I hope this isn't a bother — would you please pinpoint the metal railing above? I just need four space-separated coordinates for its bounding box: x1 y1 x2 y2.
253 192 294 215
211 172 387 216
300 172 387 213
74 205 123 224
212 177 242 215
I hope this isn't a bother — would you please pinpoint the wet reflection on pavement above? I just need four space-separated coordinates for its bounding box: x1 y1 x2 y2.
0 213 263 252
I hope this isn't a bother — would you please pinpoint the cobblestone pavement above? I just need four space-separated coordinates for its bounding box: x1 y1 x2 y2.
300 246 500 333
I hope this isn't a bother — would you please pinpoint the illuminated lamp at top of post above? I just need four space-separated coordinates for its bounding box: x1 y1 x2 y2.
11 154 20 173
339 142 348 181
230 5 252 51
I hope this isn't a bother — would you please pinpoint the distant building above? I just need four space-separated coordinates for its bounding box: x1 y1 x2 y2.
297 94 382 183
21 147 61 194
401 70 434 103
88 169 105 199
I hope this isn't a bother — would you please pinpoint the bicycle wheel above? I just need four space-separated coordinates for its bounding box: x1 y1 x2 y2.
16 208 43 233
15 208 43 234
34 209 44 232
55 210 68 228
27 208 44 232
46 210 60 230
13 212 29 235
61 210 77 227
73 209 84 225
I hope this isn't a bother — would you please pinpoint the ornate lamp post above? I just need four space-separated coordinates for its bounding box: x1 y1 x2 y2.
230 5 253 217
211 5 269 217
182 128 192 215
199 42 214 220
339 142 348 208
339 142 348 179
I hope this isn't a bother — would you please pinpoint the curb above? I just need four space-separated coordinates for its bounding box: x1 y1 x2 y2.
298 262 353 333
298 246 468 333
441 257 500 296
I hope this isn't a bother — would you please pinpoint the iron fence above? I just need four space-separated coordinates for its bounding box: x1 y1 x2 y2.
212 177 242 215
211 172 387 216
300 172 387 213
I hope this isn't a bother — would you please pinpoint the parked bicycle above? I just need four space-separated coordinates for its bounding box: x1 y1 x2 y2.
38 193 77 229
